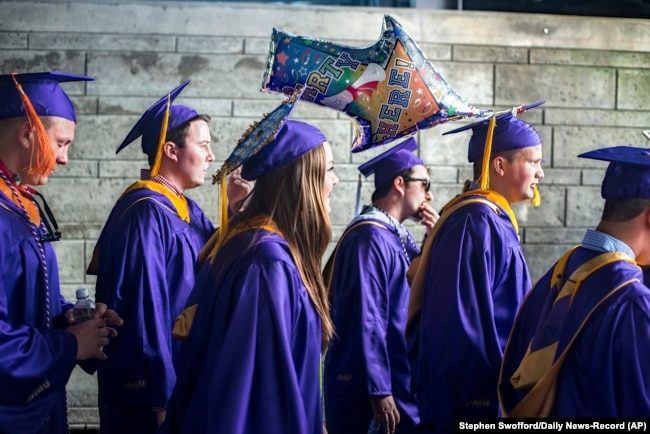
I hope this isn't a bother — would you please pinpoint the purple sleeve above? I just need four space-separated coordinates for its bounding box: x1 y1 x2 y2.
0 289 77 401
96 200 199 408
332 230 395 395
0 212 77 421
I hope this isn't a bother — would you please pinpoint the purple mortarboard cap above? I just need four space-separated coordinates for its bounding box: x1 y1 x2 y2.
241 120 326 181
116 81 199 155
358 137 425 189
443 101 544 162
0 71 94 122
578 146 650 200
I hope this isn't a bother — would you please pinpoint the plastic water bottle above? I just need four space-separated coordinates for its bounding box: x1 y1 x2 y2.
368 419 381 434
73 288 96 324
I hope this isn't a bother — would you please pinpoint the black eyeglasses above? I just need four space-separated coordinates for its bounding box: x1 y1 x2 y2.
31 191 61 242
402 176 431 192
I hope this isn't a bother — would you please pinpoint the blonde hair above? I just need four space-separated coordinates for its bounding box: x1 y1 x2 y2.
236 144 334 349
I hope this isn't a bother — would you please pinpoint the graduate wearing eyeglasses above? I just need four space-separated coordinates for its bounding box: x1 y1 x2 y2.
323 137 438 434
0 72 122 434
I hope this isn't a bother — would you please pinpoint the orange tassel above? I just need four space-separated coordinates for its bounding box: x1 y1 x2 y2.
11 73 56 177
150 94 171 177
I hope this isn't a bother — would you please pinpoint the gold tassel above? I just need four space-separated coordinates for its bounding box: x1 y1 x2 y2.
150 94 171 177
11 73 56 177
479 115 496 190
530 184 541 207
218 171 228 245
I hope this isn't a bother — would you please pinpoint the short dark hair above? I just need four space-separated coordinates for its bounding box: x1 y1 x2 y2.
601 198 650 222
371 167 416 203
147 113 211 166
472 148 522 180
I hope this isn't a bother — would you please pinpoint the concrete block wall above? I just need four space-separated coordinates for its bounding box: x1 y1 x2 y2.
2 0 650 428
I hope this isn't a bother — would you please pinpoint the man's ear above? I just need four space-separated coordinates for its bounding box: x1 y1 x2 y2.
394 176 406 195
492 156 506 177
163 141 178 162
18 121 34 149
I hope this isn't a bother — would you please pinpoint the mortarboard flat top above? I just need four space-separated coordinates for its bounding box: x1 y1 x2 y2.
443 101 544 163
115 80 199 155
213 86 323 183
0 71 94 122
578 145 650 200
358 136 425 189
579 145 650 167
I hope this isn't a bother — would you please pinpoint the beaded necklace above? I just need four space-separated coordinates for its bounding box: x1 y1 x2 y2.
371 205 419 263
0 161 52 327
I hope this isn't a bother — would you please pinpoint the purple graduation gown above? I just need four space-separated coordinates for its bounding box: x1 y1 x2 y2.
93 187 213 432
415 197 530 433
161 228 323 434
0 190 77 434
324 216 419 434
500 246 650 416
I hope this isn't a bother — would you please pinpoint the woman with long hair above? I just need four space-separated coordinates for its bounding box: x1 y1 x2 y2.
161 119 338 434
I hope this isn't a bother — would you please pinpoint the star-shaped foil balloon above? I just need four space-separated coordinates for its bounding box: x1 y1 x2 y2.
262 14 493 152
